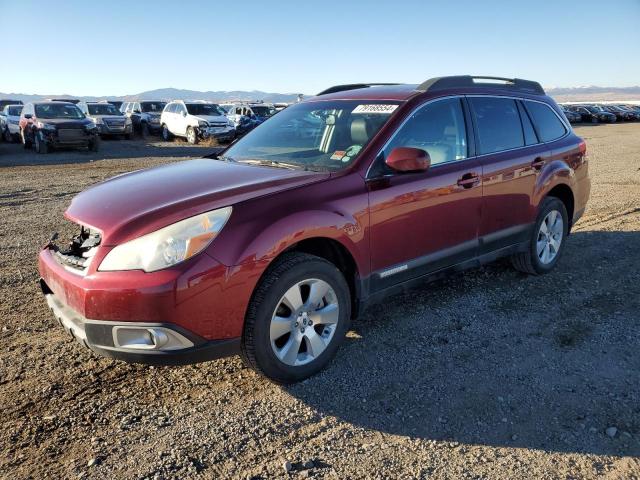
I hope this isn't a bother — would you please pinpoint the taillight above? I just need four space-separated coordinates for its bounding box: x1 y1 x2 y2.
578 140 587 155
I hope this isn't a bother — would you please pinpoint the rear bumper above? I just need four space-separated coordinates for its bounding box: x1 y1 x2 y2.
42 286 240 365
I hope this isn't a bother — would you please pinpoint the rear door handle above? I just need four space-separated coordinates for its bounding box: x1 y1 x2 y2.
531 157 546 170
457 172 480 188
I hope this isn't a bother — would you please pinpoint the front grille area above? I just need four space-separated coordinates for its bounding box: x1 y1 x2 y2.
209 123 228 128
104 118 125 127
58 128 85 142
50 226 101 274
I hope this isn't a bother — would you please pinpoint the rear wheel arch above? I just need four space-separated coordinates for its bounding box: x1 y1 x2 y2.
546 184 575 231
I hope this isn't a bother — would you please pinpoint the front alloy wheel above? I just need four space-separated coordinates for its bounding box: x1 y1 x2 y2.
186 126 198 144
241 252 351 383
270 279 339 366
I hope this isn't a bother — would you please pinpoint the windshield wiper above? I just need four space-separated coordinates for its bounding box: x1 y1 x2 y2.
237 159 306 170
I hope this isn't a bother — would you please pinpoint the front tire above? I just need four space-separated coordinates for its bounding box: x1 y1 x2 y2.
241 253 351 384
89 137 100 152
511 197 568 275
161 125 172 141
34 132 49 154
186 126 198 144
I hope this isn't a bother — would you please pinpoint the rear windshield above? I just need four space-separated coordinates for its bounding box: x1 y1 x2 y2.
186 103 226 116
87 104 121 115
141 102 166 112
35 103 85 119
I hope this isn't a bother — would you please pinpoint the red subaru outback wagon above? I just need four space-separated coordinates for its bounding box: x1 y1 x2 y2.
39 76 590 383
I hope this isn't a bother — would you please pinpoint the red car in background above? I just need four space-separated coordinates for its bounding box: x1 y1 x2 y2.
39 76 590 383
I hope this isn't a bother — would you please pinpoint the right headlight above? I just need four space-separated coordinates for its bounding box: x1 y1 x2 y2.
198 120 209 128
99 207 232 272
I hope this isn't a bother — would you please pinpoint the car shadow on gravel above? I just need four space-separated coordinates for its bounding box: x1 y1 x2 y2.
0 139 225 167
287 230 640 458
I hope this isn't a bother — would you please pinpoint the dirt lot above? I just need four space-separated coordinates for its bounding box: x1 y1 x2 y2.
1 125 639 479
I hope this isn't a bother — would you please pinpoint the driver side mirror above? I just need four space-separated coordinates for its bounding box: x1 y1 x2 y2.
182 111 187 117
385 147 430 173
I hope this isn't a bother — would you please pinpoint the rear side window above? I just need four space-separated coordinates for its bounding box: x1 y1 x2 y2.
469 97 524 154
524 101 567 142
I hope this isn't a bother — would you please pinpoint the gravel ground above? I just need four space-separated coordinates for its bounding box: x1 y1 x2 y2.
0 125 639 479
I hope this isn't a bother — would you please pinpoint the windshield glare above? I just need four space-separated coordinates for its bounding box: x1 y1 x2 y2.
88 104 121 116
186 104 226 116
35 103 85 119
223 100 399 172
141 102 166 113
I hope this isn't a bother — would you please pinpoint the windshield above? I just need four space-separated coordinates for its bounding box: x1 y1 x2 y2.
87 104 121 116
141 102 166 113
186 103 226 116
7 106 23 116
251 106 275 117
586 106 603 113
222 100 400 172
35 103 85 119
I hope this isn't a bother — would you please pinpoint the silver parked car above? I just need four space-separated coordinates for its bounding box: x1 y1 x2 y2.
79 101 133 139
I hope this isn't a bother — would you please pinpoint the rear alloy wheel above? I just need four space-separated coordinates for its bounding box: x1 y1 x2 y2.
511 197 568 275
241 253 351 383
186 126 198 145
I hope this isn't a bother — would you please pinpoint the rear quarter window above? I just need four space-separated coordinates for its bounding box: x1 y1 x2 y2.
469 97 524 154
524 101 567 142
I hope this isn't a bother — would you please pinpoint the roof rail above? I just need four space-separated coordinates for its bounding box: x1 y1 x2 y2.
416 76 545 95
317 83 401 96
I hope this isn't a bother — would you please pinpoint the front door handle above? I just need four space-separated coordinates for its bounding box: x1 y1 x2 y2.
532 157 546 170
457 172 480 189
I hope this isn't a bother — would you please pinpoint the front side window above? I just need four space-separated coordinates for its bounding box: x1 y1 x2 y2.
223 100 399 172
382 97 467 167
470 97 524 154
35 103 85 119
524 101 567 142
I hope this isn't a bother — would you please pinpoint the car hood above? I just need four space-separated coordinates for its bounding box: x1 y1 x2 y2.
65 158 329 245
194 114 229 123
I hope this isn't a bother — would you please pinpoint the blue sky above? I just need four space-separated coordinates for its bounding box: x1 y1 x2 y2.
2 0 638 95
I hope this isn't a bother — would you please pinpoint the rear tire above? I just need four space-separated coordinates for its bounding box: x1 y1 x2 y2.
141 122 149 138
511 197 568 275
241 253 351 384
3 128 11 143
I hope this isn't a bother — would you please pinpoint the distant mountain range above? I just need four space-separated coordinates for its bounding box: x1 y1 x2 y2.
1 86 639 104
0 88 303 104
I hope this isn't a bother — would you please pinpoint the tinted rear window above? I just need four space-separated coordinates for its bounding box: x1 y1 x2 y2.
469 97 524 154
525 101 567 142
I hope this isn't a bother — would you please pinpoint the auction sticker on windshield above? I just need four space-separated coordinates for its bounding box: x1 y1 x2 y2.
352 104 398 114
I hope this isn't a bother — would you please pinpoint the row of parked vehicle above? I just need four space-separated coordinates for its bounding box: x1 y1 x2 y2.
0 98 286 153
559 103 640 123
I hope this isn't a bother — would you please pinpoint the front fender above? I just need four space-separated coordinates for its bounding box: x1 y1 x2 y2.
235 209 364 269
